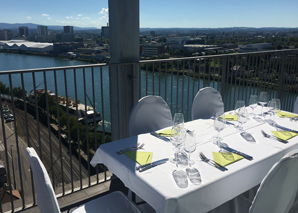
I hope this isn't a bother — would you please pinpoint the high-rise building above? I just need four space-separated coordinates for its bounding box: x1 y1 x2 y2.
19 26 29 37
101 23 109 39
0 30 13 40
37 25 48 36
64 26 74 33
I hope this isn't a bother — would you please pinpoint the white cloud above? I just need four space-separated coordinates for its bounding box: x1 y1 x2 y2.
42 14 50 17
47 17 51 20
82 17 90 20
77 14 83 17
99 8 108 15
26 16 32 20
66 16 73 19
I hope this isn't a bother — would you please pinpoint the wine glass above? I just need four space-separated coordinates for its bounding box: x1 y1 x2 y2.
248 95 258 116
184 132 196 165
170 125 183 164
213 114 226 145
258 91 268 117
238 107 248 132
234 100 245 129
170 125 186 165
173 113 184 127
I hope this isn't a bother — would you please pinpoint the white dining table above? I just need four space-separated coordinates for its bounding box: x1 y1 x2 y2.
90 106 298 213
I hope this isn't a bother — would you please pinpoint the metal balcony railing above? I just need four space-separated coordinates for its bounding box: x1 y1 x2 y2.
0 49 297 212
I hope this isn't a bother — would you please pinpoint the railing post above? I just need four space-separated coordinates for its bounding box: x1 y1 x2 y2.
220 56 227 105
109 0 140 140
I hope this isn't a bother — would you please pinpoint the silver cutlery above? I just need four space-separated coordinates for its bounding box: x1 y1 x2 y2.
219 143 254 160
261 130 288 144
150 131 170 142
138 158 168 172
274 123 298 134
199 152 228 171
116 143 145 154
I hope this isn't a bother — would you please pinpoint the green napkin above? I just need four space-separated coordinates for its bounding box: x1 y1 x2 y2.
222 114 238 121
277 111 298 118
271 131 298 141
124 151 153 165
157 128 173 137
212 152 244 166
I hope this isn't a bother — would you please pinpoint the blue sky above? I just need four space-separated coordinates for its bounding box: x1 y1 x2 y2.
1 0 298 28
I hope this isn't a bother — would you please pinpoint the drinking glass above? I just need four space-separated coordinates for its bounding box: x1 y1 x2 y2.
238 107 248 131
173 113 184 127
270 98 281 124
213 114 226 145
248 95 258 116
258 91 268 116
170 125 186 164
234 100 245 129
184 133 196 165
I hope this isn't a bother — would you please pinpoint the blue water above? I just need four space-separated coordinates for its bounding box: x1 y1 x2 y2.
1 52 296 132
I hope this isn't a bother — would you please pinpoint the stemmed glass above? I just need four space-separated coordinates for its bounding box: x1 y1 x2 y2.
269 98 281 125
249 95 258 116
259 91 268 117
234 100 245 129
184 132 201 185
213 114 226 145
238 107 248 132
170 125 185 164
173 113 184 127
184 132 196 165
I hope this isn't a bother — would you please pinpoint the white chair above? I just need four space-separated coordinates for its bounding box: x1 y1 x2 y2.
129 95 172 136
294 96 298 114
26 147 142 213
191 87 224 120
209 149 298 213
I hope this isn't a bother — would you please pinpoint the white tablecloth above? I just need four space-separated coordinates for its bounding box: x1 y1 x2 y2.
90 106 298 213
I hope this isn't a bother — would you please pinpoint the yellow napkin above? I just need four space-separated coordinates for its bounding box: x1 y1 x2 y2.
157 128 173 137
222 114 238 121
271 131 298 141
124 151 153 165
212 152 244 166
277 111 298 118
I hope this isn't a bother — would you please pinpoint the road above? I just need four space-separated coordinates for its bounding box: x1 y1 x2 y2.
0 101 89 196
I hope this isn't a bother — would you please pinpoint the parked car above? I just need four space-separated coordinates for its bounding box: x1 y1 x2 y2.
6 117 14 123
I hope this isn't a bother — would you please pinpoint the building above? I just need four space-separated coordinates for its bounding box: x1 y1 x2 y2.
166 36 191 50
141 43 165 57
64 26 74 34
239 43 272 53
101 25 110 39
19 26 29 37
37 25 48 36
0 30 13 40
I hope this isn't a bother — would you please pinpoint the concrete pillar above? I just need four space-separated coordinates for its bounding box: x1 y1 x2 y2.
109 0 140 140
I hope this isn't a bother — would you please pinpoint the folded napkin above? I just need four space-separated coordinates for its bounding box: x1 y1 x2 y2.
271 131 298 141
222 114 238 121
124 151 153 165
212 152 244 166
277 111 298 118
157 128 173 137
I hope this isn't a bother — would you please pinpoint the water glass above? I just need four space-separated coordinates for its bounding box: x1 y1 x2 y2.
173 113 184 127
234 100 245 115
248 95 258 116
184 133 196 165
238 107 248 131
258 91 268 116
213 114 226 145
170 125 186 164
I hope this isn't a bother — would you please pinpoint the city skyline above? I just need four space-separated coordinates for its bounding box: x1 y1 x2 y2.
1 0 298 29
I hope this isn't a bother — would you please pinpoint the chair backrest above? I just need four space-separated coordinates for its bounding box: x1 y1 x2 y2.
26 147 61 213
129 95 172 136
249 149 298 213
294 96 298 114
191 87 224 120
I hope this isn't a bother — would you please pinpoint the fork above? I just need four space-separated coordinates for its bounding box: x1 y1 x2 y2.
116 143 145 154
261 130 288 143
199 152 228 171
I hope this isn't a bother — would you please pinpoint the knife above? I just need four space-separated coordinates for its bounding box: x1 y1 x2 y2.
274 123 298 134
219 144 253 161
136 158 169 171
138 158 169 172
150 131 170 142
